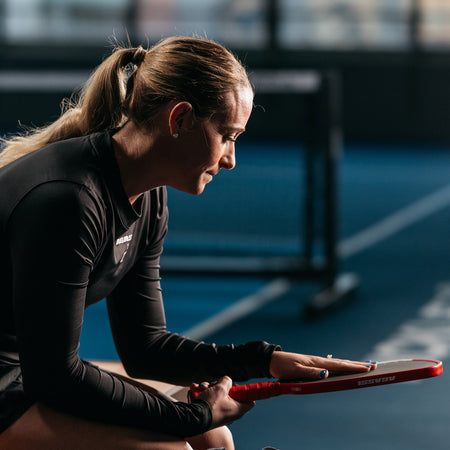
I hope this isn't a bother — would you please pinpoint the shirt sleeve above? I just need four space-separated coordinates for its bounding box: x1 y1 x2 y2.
107 205 280 386
8 182 211 437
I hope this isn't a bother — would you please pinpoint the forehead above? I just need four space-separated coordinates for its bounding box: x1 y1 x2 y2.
215 87 254 129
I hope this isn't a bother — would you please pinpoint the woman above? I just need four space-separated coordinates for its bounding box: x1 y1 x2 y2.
0 36 375 449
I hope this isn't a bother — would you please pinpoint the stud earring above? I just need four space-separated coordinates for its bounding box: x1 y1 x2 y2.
172 133 179 139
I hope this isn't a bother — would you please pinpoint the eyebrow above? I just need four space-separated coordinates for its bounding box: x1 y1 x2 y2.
225 126 246 134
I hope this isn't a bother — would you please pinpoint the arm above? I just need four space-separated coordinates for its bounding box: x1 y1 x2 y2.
107 211 279 385
9 182 210 437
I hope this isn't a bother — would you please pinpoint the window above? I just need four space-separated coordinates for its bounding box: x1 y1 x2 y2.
278 0 412 49
135 0 268 49
419 0 450 48
2 0 268 48
2 0 450 50
3 0 130 44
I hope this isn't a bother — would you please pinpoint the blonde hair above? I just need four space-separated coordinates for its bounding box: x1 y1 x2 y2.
0 36 251 168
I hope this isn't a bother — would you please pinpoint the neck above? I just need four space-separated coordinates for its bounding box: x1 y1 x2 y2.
111 121 170 204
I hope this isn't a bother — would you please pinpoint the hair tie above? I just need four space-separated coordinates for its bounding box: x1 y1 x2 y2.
132 47 147 66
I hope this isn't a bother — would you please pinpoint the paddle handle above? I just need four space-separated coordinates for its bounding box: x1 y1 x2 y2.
190 382 283 402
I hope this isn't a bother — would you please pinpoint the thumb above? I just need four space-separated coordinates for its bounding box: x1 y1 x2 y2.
208 376 232 393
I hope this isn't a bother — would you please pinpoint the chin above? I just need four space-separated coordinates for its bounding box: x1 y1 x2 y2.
172 177 208 195
191 179 209 195
192 185 206 195
180 183 206 196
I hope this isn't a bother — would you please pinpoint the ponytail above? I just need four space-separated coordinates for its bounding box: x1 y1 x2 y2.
0 46 147 168
79 46 147 133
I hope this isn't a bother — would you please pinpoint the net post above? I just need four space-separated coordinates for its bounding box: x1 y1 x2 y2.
303 70 359 318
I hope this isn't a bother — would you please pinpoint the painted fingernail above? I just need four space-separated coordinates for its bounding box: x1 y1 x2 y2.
365 360 377 367
320 369 328 378
200 382 208 387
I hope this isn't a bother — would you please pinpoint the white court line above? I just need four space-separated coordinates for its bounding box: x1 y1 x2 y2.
181 278 290 340
181 183 450 339
338 183 450 259
365 282 450 362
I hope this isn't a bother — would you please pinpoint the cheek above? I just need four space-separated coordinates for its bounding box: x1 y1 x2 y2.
194 143 222 168
186 127 223 167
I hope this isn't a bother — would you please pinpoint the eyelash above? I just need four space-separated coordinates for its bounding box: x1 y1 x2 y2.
222 133 239 143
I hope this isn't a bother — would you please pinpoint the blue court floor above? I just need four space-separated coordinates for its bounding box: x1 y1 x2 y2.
80 143 450 450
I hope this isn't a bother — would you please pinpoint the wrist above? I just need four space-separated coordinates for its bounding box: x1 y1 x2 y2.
268 347 282 378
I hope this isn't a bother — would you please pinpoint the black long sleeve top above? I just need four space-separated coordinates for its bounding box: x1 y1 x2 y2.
0 131 278 437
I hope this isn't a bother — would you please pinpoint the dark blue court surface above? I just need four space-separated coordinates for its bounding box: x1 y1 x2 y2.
80 143 450 450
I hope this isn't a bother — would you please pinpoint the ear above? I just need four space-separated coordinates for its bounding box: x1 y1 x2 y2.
168 101 194 137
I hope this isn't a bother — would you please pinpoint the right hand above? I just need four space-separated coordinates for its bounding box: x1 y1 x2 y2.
190 376 255 429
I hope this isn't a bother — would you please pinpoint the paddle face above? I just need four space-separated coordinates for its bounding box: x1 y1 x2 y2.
280 358 443 394
189 359 443 402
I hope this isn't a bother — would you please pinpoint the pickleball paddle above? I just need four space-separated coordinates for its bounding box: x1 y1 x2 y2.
190 359 443 402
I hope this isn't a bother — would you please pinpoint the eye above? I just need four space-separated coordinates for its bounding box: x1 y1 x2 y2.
218 126 245 143
222 134 237 143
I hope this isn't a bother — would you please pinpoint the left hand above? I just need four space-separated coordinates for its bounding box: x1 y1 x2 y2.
269 351 376 380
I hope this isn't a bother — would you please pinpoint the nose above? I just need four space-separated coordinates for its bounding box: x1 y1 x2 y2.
220 143 236 170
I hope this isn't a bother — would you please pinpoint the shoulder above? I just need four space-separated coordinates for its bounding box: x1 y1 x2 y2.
6 181 107 265
0 133 109 227
10 181 105 229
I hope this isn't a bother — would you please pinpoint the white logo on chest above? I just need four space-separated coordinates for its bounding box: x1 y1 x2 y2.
115 234 133 263
116 234 133 246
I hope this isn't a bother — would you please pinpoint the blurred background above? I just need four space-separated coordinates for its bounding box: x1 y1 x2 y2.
4 0 450 272
2 0 450 143
1 2 450 449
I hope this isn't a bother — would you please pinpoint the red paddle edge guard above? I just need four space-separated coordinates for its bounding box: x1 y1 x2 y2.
189 359 443 403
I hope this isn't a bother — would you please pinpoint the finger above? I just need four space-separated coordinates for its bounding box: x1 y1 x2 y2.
187 384 198 403
281 363 330 380
305 355 376 370
325 356 377 367
188 381 211 402
189 382 210 392
334 356 377 366
301 366 330 379
196 376 233 401
303 367 330 379
214 375 233 393
319 357 377 372
284 358 374 380
295 361 371 380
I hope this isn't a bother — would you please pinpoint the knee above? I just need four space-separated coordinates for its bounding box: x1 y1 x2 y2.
187 426 234 450
139 439 193 450
217 426 234 449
